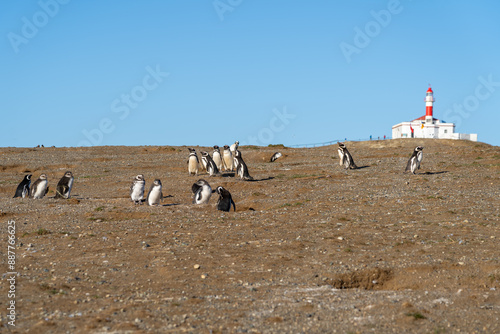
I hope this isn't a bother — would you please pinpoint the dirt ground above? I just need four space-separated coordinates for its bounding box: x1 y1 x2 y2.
1 138 499 333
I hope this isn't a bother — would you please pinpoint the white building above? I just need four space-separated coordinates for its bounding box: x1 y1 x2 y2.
392 86 477 141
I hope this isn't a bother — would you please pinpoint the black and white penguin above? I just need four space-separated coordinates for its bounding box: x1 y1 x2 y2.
216 186 236 212
13 174 32 198
187 148 199 176
31 174 48 199
192 179 212 204
55 171 74 199
201 151 220 176
337 142 357 169
270 152 282 162
130 174 145 204
212 145 223 171
230 141 239 154
222 145 233 171
405 146 424 174
234 150 253 181
147 179 163 206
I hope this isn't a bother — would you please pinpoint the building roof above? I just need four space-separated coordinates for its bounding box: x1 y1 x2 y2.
412 115 438 121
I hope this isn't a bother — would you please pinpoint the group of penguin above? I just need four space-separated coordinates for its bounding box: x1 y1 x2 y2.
129 141 271 211
12 142 424 212
188 141 255 180
13 171 74 200
337 142 424 174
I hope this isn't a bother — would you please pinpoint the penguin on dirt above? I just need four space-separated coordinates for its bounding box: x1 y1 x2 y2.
13 174 32 198
405 146 424 174
337 142 358 170
192 179 212 204
187 148 200 176
216 186 236 212
55 171 74 199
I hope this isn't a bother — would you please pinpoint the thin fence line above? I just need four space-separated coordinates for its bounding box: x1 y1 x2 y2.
287 136 388 148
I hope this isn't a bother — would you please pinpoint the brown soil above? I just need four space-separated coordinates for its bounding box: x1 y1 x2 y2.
1 139 499 333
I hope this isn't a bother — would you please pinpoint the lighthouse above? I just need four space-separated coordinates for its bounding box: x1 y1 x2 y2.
425 86 435 122
391 86 477 141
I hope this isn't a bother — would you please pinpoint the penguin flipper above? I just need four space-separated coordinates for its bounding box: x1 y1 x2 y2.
405 158 412 172
191 183 202 194
231 199 236 212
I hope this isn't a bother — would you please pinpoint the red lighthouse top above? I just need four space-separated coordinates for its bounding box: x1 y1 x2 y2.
427 86 433 93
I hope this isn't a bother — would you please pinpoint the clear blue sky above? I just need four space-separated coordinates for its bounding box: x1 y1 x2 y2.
2 1 499 147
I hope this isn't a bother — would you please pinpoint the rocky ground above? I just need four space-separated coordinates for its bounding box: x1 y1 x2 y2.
0 138 499 333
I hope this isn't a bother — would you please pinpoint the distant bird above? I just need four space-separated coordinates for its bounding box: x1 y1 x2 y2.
201 151 220 176
270 152 282 162
187 148 199 176
234 150 253 181
31 174 48 199
405 146 424 174
192 179 212 204
337 142 357 169
222 145 233 171
130 174 145 204
212 145 223 171
55 171 74 199
147 179 163 206
216 186 236 212
230 141 239 154
13 174 32 198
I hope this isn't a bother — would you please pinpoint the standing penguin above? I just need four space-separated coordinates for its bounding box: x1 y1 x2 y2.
234 150 253 181
31 174 48 199
192 179 212 204
270 152 282 162
55 171 74 199
13 174 32 198
212 145 223 171
216 186 236 212
187 148 199 176
222 145 233 171
405 146 424 174
201 151 220 176
337 142 358 170
147 179 163 206
130 174 146 204
230 141 239 154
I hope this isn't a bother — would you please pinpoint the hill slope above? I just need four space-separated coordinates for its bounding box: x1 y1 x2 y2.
1 139 499 332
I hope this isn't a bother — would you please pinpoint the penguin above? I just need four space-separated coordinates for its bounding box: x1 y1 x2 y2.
201 151 220 176
147 179 163 206
234 150 253 181
55 171 74 199
212 145 223 171
187 148 199 176
222 145 233 171
130 174 145 204
230 141 239 154
13 174 32 198
337 142 357 170
270 152 282 162
405 146 424 174
192 179 212 204
31 174 48 199
216 186 236 212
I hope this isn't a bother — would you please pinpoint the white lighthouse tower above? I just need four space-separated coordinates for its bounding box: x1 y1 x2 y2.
392 86 477 141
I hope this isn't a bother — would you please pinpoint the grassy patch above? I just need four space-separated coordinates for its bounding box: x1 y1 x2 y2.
268 144 286 148
36 228 50 235
406 312 426 320
94 206 105 212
